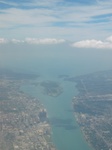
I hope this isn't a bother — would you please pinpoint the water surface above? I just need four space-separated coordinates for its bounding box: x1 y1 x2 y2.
1 45 112 150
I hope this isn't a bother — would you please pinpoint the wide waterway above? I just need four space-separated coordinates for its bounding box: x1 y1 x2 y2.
1 45 112 150
21 76 92 150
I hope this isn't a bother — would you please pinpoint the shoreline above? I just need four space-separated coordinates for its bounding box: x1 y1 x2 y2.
0 74 57 150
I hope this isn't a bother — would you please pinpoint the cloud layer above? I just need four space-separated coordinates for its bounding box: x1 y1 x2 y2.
0 38 65 45
0 0 112 40
1 36 112 49
71 36 112 49
25 38 65 44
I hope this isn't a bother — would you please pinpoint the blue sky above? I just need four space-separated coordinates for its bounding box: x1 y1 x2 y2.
0 0 112 48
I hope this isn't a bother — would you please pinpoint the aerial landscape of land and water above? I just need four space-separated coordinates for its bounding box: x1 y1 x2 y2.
0 69 57 150
1 44 112 150
0 0 112 150
65 70 112 150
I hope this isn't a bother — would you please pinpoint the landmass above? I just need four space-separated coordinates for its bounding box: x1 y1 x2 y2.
0 69 56 150
65 70 112 150
58 75 69 79
40 80 63 97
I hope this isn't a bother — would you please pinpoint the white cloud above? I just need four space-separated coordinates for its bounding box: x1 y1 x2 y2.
25 38 65 44
106 36 112 42
71 36 112 49
1 36 112 49
0 0 112 40
0 38 65 45
11 39 24 43
0 38 8 44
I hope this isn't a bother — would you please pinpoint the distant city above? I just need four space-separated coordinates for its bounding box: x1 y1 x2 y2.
64 70 112 150
0 69 56 150
1 69 112 150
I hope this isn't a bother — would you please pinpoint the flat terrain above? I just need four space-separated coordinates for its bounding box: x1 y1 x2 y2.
31 80 63 97
40 81 63 97
0 69 56 150
65 70 112 150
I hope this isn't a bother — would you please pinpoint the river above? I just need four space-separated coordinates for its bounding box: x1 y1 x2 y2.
1 45 112 150
21 76 92 150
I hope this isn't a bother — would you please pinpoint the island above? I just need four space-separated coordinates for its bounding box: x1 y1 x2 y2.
40 80 63 97
65 70 112 150
0 69 56 150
